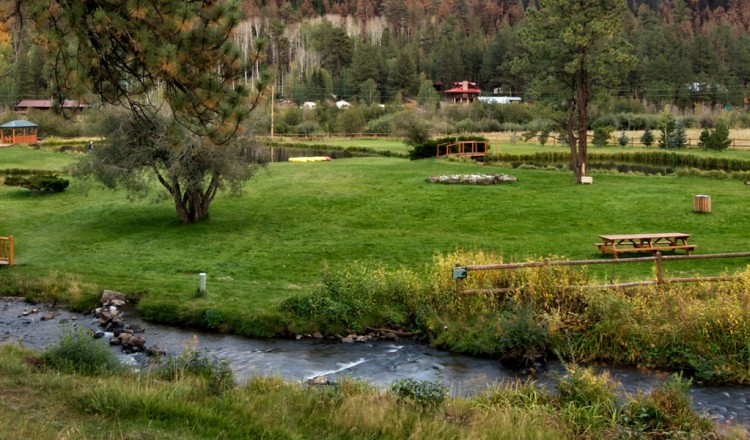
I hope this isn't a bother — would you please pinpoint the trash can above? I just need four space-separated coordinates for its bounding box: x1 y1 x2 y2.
694 195 711 213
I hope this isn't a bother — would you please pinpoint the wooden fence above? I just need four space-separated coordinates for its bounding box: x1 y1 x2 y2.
453 251 750 295
482 132 750 149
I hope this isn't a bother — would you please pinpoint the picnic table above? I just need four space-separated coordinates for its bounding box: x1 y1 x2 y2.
596 232 696 259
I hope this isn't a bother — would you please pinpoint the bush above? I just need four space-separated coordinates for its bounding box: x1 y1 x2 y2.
620 374 714 437
640 128 655 147
159 344 235 395
365 113 396 134
617 131 629 147
556 367 619 436
701 120 731 151
41 327 123 375
391 378 448 408
395 112 431 146
496 306 549 366
3 172 70 192
591 125 613 146
292 121 322 135
280 261 426 333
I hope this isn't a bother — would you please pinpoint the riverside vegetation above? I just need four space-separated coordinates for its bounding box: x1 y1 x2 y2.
0 335 732 439
3 140 750 437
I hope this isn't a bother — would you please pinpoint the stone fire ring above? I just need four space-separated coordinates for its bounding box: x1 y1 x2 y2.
426 174 517 185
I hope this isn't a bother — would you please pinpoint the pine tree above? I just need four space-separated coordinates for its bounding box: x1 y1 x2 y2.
641 127 655 147
20 0 268 223
706 119 732 151
512 0 635 182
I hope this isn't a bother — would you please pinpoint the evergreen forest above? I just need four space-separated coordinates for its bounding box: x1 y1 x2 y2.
1 0 749 116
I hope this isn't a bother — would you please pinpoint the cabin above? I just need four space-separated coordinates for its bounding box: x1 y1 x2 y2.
13 99 89 113
0 120 38 145
444 81 481 104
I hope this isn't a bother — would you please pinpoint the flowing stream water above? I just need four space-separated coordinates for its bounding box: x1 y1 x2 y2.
1 297 749 429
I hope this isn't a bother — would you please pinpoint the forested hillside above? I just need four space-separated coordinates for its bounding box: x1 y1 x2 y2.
1 0 749 111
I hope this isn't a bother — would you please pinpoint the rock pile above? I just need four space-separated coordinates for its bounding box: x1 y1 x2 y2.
426 174 517 185
296 328 415 343
92 290 165 356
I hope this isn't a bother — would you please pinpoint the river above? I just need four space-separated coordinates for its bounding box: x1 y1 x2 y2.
1 297 748 429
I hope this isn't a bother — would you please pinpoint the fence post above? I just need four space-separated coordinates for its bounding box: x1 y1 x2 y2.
454 263 464 293
655 252 663 285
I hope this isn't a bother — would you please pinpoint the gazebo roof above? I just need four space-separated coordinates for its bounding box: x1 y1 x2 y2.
0 120 37 128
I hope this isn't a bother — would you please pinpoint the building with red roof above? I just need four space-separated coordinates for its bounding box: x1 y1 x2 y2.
13 99 89 113
444 81 481 104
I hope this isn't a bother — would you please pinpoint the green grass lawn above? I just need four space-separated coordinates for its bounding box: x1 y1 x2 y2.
3 146 750 316
0 145 78 171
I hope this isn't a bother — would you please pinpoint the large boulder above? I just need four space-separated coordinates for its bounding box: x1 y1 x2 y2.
101 290 126 304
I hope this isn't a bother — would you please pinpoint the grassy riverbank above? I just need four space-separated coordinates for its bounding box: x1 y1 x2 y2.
1 342 737 439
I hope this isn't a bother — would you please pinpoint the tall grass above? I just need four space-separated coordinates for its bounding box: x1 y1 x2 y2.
0 344 726 439
41 327 124 375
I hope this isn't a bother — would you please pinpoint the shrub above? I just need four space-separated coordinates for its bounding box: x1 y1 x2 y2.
280 261 426 333
703 120 731 151
159 343 235 395
455 118 477 133
640 128 655 147
365 113 395 134
538 130 550 146
620 374 713 437
395 112 431 146
391 378 448 408
591 125 613 146
292 121 321 135
698 127 711 148
617 131 629 147
3 172 70 192
556 367 619 436
477 118 502 132
670 121 688 148
496 306 549 366
41 327 123 375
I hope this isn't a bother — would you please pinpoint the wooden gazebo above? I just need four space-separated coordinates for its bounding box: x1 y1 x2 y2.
0 120 38 145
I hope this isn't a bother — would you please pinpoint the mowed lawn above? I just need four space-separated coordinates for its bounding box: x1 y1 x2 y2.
2 145 750 312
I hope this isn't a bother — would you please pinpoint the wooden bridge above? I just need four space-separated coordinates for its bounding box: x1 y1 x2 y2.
436 141 490 159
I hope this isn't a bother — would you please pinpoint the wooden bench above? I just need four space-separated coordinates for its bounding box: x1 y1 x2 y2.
0 236 14 267
596 233 696 259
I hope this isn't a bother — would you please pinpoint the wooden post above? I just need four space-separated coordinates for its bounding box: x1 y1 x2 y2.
655 251 663 285
0 236 13 267
454 263 464 293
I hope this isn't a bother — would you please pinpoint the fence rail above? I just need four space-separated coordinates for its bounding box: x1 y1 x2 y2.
455 251 750 295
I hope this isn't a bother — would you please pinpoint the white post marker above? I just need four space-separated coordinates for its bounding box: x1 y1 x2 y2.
199 272 207 294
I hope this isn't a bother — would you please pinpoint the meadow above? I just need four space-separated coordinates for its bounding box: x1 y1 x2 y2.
2 141 750 309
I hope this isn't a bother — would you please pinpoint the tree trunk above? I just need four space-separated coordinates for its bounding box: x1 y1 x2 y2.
574 64 589 183
566 106 579 183
170 181 211 224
